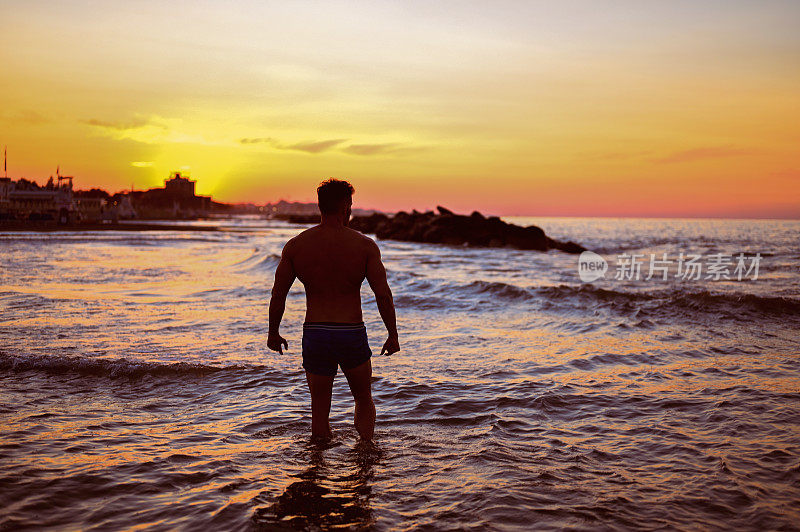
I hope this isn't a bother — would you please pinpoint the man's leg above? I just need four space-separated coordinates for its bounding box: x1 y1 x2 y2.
305 371 334 439
342 359 375 440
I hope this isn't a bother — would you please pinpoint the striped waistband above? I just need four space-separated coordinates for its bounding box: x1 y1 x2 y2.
303 321 366 331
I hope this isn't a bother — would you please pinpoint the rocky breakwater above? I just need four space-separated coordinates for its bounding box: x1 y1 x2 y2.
349 206 586 253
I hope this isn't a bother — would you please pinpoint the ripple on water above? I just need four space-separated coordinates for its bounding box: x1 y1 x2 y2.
1 218 799 529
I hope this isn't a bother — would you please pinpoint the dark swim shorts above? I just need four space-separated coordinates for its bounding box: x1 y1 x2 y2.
302 322 372 377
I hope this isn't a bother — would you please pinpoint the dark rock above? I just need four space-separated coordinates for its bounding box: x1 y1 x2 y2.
552 240 586 254
349 207 587 253
347 212 389 234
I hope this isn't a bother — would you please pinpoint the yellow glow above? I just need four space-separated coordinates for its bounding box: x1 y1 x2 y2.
1 1 798 217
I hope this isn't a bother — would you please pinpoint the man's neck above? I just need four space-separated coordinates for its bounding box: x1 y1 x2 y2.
320 215 346 228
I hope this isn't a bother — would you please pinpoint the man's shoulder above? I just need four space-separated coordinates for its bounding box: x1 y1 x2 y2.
287 225 321 243
286 226 374 247
345 228 380 254
283 227 316 254
346 226 376 243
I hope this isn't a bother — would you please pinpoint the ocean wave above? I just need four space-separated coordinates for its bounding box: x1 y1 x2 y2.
392 294 459 310
0 234 226 245
535 284 800 318
0 352 260 379
462 280 800 318
465 280 532 300
230 248 281 272
392 277 800 321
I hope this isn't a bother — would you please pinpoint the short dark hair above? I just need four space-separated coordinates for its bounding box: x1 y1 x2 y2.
317 178 355 215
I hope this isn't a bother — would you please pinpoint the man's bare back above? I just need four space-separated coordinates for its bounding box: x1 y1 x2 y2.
288 225 373 323
267 179 399 441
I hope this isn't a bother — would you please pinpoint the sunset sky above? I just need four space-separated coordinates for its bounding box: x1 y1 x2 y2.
1 0 798 217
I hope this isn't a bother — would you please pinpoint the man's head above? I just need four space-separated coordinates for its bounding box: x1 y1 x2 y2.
317 178 354 220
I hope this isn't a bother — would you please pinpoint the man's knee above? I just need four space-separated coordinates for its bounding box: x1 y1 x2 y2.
353 393 374 408
349 376 373 405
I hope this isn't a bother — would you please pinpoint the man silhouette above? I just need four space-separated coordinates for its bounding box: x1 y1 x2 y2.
267 179 400 441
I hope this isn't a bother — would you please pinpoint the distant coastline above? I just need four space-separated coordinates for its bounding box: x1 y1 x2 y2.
0 221 218 232
0 172 381 229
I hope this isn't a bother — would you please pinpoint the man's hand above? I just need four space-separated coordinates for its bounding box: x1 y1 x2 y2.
268 333 289 354
380 335 400 356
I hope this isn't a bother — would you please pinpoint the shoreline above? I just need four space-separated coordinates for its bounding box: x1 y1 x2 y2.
0 222 219 232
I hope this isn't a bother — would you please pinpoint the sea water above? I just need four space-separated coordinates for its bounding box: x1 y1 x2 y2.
1 217 798 530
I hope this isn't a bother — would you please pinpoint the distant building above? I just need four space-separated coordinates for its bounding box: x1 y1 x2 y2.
0 174 75 223
0 178 11 210
164 172 196 197
267 200 320 216
0 169 219 224
114 195 137 220
129 172 211 218
75 196 107 223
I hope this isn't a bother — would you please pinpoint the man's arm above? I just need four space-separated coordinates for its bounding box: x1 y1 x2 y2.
267 241 296 354
365 240 399 355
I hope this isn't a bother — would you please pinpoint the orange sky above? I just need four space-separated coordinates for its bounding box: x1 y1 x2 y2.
1 1 798 217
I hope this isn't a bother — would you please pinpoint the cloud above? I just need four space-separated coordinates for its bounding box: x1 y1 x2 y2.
238 137 426 156
238 137 346 153
131 161 153 167
655 146 751 164
286 139 346 153
82 115 210 145
1 109 51 125
83 118 161 131
343 143 400 156
239 137 275 144
342 143 428 156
